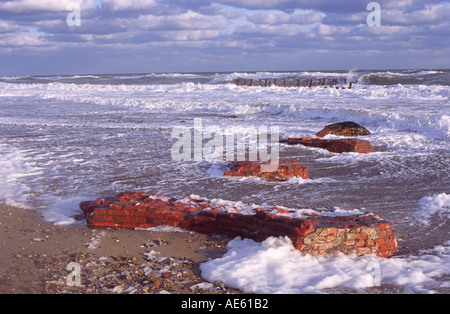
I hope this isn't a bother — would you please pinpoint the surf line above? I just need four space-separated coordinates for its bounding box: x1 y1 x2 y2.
171 118 280 172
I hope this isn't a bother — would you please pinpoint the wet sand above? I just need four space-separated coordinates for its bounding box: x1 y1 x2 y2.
0 204 242 294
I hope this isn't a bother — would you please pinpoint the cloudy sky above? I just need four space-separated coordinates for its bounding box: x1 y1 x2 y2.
0 0 449 75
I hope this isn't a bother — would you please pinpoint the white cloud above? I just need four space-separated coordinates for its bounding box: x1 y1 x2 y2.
248 11 291 24
383 3 450 25
248 9 324 25
0 33 48 47
239 23 303 36
0 0 95 13
163 10 223 30
0 21 26 33
0 0 449 72
128 10 226 32
219 0 291 10
156 29 221 41
101 0 157 11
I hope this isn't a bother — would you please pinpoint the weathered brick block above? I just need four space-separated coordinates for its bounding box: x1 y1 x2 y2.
80 192 397 258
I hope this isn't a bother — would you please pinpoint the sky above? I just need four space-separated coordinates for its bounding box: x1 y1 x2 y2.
0 0 449 75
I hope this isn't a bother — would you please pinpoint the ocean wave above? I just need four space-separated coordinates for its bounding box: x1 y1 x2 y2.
1 69 448 86
1 81 448 142
358 70 449 86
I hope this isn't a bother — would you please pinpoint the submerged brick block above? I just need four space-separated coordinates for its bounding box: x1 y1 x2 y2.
281 138 375 154
80 192 397 257
223 159 309 181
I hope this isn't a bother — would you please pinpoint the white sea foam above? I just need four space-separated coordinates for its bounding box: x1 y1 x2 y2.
200 237 450 294
415 193 450 227
175 194 366 220
0 143 43 207
40 194 97 226
136 225 187 232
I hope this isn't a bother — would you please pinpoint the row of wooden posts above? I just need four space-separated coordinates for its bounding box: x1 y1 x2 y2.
235 78 353 89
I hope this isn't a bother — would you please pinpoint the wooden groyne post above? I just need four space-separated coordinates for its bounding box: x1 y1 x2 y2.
235 77 354 89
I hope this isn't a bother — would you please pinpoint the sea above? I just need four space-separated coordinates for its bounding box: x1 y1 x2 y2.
0 69 449 293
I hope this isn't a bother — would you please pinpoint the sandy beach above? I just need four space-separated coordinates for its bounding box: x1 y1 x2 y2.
0 204 243 294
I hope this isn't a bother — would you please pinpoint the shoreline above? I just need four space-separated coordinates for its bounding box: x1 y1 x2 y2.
0 203 242 294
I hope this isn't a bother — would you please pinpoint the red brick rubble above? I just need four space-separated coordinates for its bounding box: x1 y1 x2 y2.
223 159 309 182
80 192 397 257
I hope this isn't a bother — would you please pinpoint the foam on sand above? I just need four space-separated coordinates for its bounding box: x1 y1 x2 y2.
415 193 450 227
0 143 43 207
200 237 450 294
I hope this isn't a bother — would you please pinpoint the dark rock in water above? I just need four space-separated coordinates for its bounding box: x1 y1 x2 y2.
316 121 371 138
281 138 375 154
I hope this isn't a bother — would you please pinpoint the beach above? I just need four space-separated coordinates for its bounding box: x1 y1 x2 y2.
0 203 242 294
